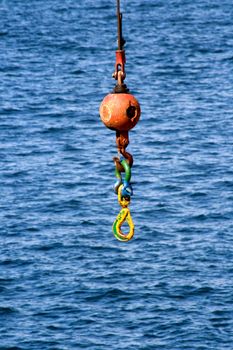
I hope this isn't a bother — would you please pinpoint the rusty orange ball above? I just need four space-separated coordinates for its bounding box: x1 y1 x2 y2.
99 93 141 131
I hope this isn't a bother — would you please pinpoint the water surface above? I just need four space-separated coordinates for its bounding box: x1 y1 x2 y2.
0 0 233 349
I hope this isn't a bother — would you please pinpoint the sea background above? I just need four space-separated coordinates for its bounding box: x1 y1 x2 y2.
1 0 233 349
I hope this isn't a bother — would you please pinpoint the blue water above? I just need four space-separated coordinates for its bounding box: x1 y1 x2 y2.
1 0 233 349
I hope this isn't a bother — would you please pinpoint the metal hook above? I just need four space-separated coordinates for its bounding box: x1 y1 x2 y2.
112 185 135 241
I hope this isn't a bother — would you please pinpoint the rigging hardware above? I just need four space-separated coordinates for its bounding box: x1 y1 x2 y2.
99 0 141 241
